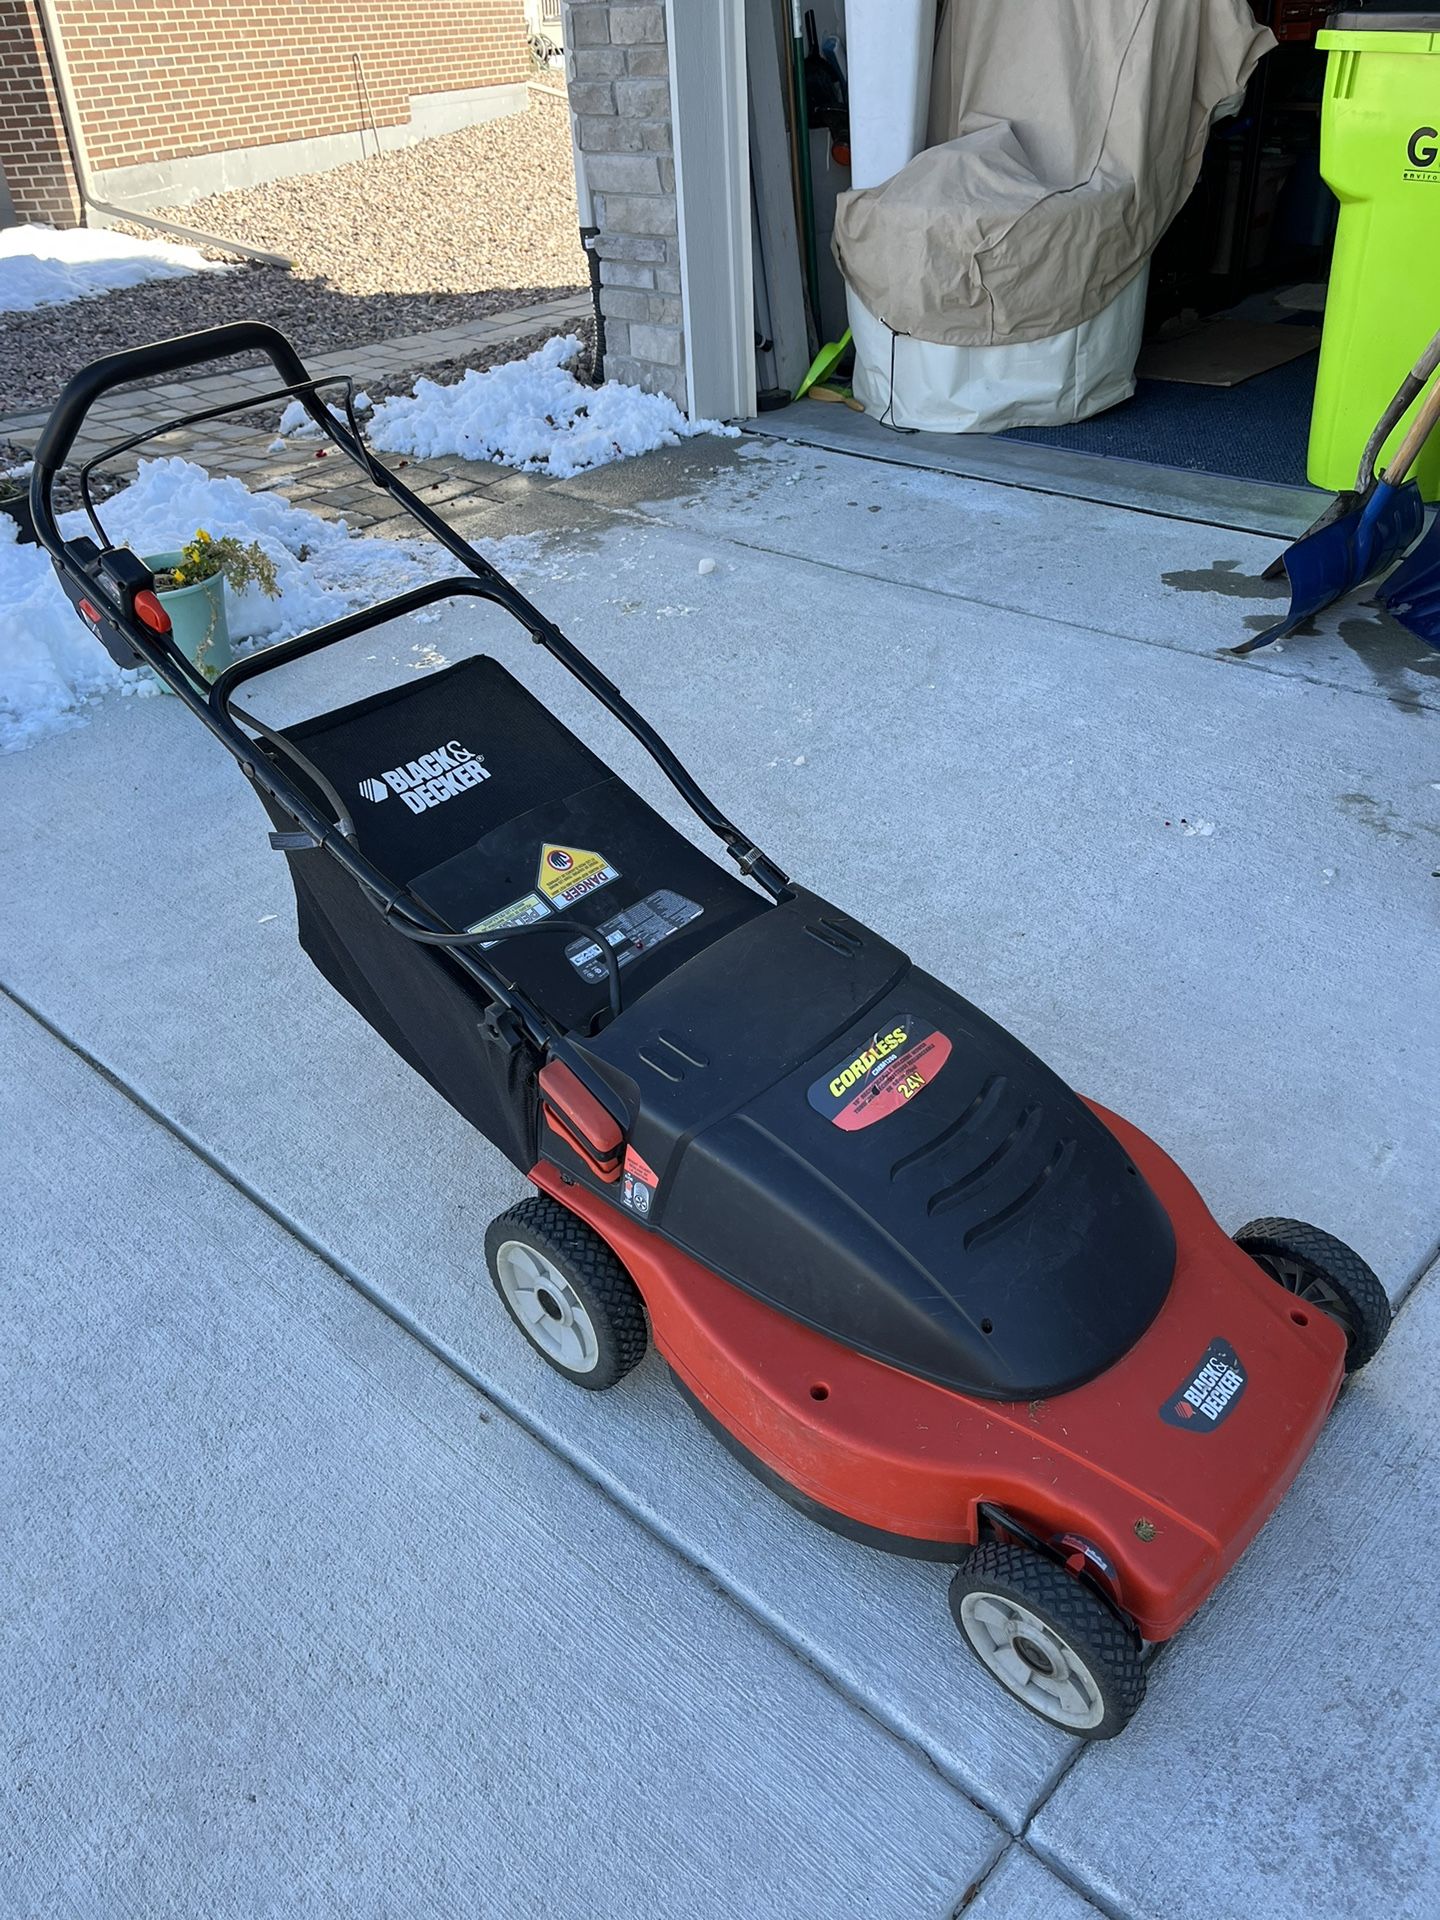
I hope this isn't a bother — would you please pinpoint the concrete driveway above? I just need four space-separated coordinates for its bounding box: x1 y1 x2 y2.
3 433 1437 1917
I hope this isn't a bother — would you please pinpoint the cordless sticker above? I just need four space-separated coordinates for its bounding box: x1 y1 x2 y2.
1160 1339 1247 1432
536 843 619 909
807 1016 953 1132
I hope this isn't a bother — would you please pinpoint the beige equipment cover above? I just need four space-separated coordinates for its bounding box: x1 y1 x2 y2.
832 0 1272 347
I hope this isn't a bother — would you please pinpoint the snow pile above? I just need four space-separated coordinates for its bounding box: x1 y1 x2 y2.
274 392 372 442
1 458 451 753
0 224 227 314
364 333 738 479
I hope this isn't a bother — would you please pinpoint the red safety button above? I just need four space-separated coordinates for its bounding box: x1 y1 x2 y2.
132 590 172 634
78 598 100 623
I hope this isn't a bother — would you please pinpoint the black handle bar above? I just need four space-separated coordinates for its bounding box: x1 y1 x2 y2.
32 321 318 476
28 322 350 558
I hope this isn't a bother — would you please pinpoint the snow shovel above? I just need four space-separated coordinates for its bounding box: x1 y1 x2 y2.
1375 475 1440 647
1234 330 1440 656
1375 518 1440 647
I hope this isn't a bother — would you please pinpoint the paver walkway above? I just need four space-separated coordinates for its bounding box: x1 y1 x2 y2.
0 290 592 529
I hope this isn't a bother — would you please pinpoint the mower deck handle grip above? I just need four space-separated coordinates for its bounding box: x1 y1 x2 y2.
31 321 319 478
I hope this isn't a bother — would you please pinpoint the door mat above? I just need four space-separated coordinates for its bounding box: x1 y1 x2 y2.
1137 318 1323 387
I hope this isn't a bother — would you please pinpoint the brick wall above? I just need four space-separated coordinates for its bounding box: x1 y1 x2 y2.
564 1 685 409
0 2 81 224
0 1 528 222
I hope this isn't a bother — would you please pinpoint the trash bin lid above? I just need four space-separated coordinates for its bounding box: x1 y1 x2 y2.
1328 10 1440 26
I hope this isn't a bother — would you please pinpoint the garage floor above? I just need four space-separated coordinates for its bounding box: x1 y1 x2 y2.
1002 347 1320 486
3 432 1437 1917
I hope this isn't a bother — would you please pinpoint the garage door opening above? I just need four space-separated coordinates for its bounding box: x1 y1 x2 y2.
739 3 1431 534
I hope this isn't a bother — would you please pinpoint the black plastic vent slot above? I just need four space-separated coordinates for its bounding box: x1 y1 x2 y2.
927 1102 1042 1218
805 918 862 956
963 1139 1076 1252
655 1029 710 1068
890 1074 1007 1181
637 1043 686 1082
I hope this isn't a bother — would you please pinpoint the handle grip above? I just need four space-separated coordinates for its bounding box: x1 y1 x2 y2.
31 320 315 478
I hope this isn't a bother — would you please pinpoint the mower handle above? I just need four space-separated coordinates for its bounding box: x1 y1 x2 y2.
27 322 345 559
33 315 790 920
32 321 319 475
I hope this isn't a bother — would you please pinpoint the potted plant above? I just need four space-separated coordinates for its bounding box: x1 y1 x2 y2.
0 471 37 546
143 529 280 682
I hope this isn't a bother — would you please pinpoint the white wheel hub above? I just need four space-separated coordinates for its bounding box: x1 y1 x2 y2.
958 1590 1105 1731
494 1240 601 1375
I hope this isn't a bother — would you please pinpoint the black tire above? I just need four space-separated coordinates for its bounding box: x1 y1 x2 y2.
948 1542 1145 1739
1234 1217 1392 1372
484 1196 648 1391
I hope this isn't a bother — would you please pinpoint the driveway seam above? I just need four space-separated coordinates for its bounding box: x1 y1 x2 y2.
953 1835 1123 1918
718 534 1438 715
743 420 1314 541
0 975 1011 1861
568 492 1438 717
1402 1232 1440 1303
1015 1834 1133 1919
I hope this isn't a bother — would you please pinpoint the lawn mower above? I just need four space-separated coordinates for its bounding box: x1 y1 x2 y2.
34 323 1393 1738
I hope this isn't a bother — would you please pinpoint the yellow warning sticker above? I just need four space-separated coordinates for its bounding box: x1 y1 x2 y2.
536 843 619 909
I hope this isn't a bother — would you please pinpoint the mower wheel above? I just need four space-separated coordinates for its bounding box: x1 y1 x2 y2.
485 1196 648 1390
948 1542 1144 1738
1234 1217 1392 1372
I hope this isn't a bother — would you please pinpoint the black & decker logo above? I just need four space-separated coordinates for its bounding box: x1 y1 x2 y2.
1159 1338 1247 1432
358 738 489 813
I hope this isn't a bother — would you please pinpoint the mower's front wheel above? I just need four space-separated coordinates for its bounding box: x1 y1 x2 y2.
1234 1217 1391 1372
485 1196 648 1390
948 1543 1145 1739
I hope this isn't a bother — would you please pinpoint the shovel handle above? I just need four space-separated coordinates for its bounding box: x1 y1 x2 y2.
1357 325 1440 491
1383 370 1440 487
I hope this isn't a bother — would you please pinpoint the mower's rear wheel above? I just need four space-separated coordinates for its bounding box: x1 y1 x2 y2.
1234 1217 1391 1372
485 1196 647 1391
948 1543 1144 1739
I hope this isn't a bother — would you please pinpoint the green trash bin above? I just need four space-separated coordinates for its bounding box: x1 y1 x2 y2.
1309 11 1440 503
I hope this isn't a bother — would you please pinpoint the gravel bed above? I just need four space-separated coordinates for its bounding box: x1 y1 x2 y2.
2 438 126 517
0 93 587 418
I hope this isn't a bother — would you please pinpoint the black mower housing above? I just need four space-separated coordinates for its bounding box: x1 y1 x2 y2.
573 889 1176 1401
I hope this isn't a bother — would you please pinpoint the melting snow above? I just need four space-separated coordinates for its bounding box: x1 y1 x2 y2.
0 223 227 314
360 333 738 480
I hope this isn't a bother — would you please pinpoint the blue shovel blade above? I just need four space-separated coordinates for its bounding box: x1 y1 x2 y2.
1237 478 1425 653
1377 513 1440 648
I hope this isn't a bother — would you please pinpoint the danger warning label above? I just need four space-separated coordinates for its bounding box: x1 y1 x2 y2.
536 844 619 910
